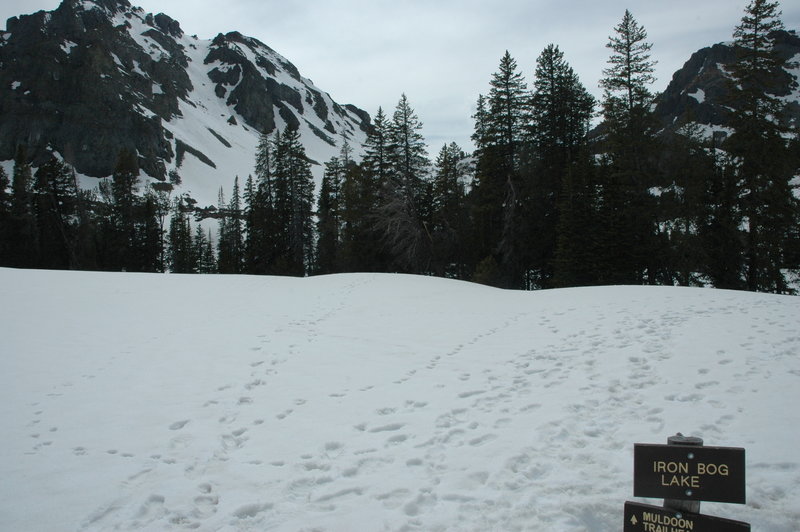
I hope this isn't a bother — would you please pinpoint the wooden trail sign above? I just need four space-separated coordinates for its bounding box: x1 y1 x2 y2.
624 501 751 532
633 443 746 504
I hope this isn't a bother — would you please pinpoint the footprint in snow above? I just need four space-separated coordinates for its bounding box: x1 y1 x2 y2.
169 420 189 430
369 423 405 433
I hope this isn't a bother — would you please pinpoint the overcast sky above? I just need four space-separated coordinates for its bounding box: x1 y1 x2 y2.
3 1 800 153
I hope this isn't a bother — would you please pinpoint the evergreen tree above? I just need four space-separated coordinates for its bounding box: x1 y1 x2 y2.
657 122 716 286
552 152 599 287
471 94 490 156
32 157 80 269
202 229 216 273
216 186 238 274
378 94 431 273
151 187 172 272
167 196 194 273
471 52 530 287
339 109 391 273
429 142 470 278
272 127 315 276
0 166 10 265
600 10 656 115
362 107 391 190
9 147 37 267
530 44 595 163
486 51 529 170
216 177 246 274
246 133 278 275
597 10 661 285
699 144 745 289
528 44 595 287
725 0 799 293
137 189 163 272
110 149 139 270
228 176 244 272
193 225 216 273
340 160 384 272
316 155 344 274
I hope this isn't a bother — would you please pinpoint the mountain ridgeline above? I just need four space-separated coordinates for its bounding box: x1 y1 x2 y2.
0 0 370 184
654 28 800 134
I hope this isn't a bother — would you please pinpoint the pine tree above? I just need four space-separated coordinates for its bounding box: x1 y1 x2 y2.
724 0 799 293
471 52 530 287
216 179 245 275
340 162 380 272
486 51 529 169
168 196 194 273
0 166 10 265
531 44 595 163
597 10 661 285
193 225 217 273
272 127 315 276
378 94 431 273
316 155 344 274
657 122 717 286
9 147 37 267
229 176 244 272
340 108 391 273
429 142 469 278
552 152 599 287
246 133 278 275
32 157 80 269
528 44 595 287
362 107 391 190
699 144 745 289
471 94 490 156
151 187 172 272
137 189 163 272
108 149 139 271
600 10 656 116
201 229 217 273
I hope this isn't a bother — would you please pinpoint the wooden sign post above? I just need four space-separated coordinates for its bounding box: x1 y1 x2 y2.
625 433 750 531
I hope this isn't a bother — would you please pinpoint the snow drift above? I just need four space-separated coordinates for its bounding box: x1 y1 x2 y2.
1 268 798 530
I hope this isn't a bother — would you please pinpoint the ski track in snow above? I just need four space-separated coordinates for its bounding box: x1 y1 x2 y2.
1 269 799 531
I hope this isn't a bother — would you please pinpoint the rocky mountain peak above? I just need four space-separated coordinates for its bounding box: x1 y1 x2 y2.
0 0 371 207
654 29 800 135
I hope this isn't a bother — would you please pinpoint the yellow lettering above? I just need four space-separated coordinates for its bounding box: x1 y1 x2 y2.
696 463 730 476
654 461 688 474
661 474 700 488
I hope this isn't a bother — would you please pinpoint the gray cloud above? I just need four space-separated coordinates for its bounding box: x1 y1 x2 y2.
3 0 799 154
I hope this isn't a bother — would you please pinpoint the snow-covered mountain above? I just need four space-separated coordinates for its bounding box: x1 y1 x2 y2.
0 0 371 207
654 29 800 137
1 268 799 531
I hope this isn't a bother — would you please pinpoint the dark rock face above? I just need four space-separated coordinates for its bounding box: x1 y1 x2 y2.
0 0 371 179
654 30 800 133
0 0 190 178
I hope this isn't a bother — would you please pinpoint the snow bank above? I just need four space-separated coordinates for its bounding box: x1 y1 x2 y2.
1 269 798 531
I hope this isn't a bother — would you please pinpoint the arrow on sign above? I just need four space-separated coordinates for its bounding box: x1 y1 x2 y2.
630 515 638 526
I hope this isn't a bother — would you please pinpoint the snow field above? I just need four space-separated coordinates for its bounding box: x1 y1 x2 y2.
1 269 799 531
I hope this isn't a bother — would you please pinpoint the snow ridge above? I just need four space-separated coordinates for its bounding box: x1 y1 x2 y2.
1 269 799 531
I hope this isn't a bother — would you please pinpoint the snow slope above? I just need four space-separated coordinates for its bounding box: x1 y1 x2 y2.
1 269 799 531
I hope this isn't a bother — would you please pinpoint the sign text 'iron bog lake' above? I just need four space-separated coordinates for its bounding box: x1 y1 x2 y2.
633 443 746 504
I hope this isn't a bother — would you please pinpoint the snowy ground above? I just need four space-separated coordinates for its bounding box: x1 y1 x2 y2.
1 268 799 531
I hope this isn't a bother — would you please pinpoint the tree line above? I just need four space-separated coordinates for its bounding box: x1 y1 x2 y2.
1 1 798 293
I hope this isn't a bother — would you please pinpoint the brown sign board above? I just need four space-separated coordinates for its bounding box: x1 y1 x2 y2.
624 501 750 532
633 443 746 504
